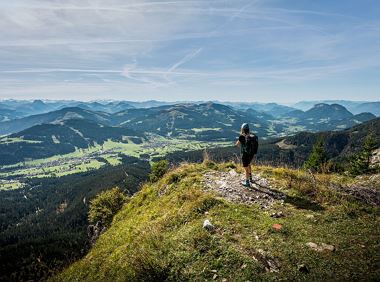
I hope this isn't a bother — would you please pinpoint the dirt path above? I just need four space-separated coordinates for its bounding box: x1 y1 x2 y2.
203 170 285 209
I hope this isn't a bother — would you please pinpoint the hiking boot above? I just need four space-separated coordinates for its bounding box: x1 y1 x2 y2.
241 180 251 188
249 174 254 183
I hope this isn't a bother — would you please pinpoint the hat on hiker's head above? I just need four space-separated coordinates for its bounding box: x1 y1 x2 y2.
241 123 249 131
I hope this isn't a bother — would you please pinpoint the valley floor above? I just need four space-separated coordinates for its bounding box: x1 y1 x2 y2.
0 136 231 191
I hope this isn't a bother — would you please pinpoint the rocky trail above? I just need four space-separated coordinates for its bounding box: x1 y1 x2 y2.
203 170 285 209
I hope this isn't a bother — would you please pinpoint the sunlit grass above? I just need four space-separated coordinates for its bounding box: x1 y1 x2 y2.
54 163 380 281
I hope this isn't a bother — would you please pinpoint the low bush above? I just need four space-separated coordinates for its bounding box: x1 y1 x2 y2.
88 187 128 226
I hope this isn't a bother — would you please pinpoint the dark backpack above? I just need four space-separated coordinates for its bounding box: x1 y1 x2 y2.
242 134 259 155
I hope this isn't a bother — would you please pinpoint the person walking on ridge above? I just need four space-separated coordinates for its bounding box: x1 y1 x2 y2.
235 123 259 188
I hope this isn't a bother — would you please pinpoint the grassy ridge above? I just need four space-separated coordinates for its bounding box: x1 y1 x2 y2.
54 163 380 281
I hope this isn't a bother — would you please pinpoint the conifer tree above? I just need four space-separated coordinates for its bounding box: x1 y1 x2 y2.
304 138 327 172
349 133 376 176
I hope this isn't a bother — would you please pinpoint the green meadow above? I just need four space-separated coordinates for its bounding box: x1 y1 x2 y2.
0 136 232 190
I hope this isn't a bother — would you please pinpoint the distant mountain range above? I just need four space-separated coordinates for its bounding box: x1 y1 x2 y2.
0 100 135 122
0 101 377 165
280 103 376 132
293 100 380 116
1 99 379 123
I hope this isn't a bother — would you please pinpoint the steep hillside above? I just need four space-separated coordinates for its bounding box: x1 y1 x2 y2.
55 163 380 281
280 117 380 163
0 158 150 282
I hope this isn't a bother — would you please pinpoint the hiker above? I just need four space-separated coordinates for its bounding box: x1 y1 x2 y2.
235 123 259 187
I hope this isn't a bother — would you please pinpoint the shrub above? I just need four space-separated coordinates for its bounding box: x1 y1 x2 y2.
149 160 169 182
88 187 128 226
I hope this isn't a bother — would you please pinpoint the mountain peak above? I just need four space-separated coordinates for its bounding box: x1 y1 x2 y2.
306 103 353 120
32 99 45 105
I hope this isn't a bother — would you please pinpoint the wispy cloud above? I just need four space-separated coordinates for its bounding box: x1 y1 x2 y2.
1 0 379 101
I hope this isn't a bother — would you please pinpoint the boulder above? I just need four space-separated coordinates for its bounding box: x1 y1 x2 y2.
203 219 215 231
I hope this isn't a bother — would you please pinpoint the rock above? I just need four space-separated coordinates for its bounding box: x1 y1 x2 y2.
87 221 106 246
305 242 318 250
254 249 280 273
298 264 309 273
213 274 218 280
272 223 282 231
306 242 335 252
270 211 285 218
321 243 335 252
203 219 215 231
229 170 238 176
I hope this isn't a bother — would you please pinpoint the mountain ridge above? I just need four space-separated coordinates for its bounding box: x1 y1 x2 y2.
53 162 380 281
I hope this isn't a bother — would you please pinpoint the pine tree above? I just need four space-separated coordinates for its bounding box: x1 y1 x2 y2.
349 133 376 176
304 138 328 172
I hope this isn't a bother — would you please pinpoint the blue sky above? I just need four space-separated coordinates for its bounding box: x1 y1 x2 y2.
0 0 379 103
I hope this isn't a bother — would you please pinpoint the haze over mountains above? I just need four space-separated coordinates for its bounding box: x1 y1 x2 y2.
0 99 377 166
1 99 379 122
293 100 380 116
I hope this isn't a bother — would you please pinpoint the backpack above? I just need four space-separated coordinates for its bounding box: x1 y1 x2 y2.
242 134 259 155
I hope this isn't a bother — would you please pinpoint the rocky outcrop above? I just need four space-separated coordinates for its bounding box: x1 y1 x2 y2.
203 169 285 209
87 221 107 246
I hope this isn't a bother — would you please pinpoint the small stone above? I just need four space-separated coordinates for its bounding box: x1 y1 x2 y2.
321 243 335 252
222 279 227 282
306 242 335 252
305 214 315 219
306 242 319 250
229 170 238 176
203 219 215 231
241 263 247 269
204 211 209 215
270 211 284 218
211 269 217 273
298 264 309 273
213 274 218 280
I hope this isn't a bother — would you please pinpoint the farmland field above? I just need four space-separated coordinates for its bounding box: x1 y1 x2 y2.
0 134 231 190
